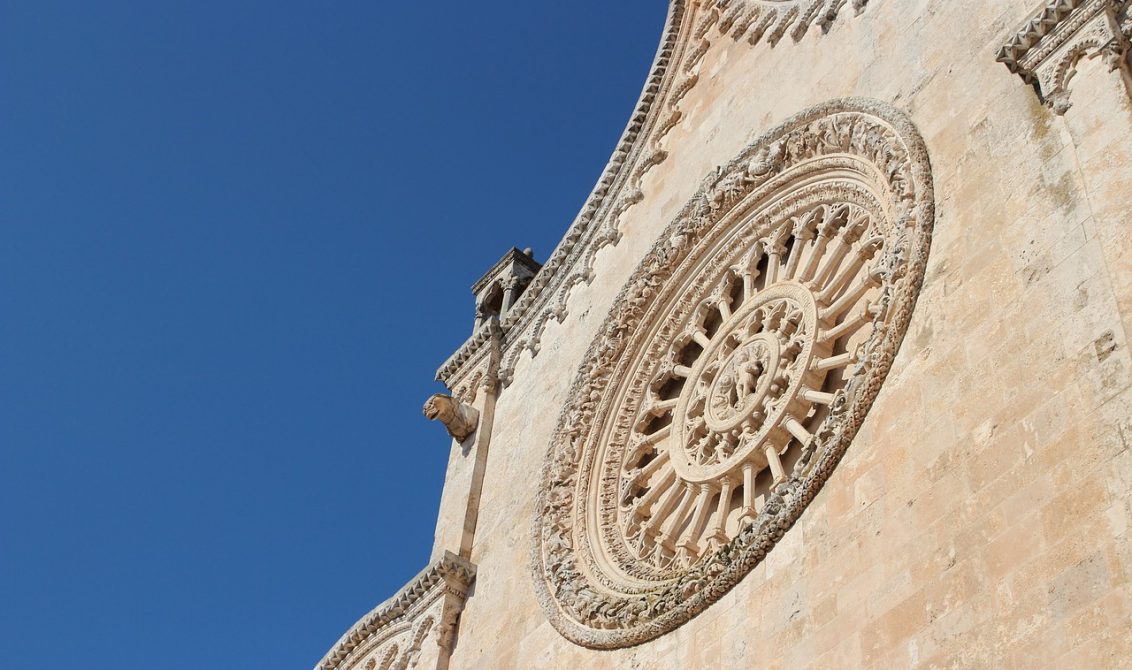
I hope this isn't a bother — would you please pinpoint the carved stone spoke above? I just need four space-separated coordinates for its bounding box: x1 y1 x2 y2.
610 217 889 573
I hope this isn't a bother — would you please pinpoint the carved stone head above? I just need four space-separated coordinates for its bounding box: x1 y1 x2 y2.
423 393 479 443
423 394 457 424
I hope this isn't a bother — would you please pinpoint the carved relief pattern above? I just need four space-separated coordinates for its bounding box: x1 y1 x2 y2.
448 321 502 406
316 552 475 670
998 0 1132 114
530 99 935 649
346 611 436 670
438 1 869 394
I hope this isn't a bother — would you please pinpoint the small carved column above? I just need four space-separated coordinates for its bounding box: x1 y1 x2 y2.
468 247 541 332
502 275 524 313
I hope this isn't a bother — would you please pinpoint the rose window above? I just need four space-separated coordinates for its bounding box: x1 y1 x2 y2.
532 100 935 649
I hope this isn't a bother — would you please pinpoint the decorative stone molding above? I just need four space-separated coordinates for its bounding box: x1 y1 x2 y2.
529 99 935 649
423 394 480 442
444 318 503 407
437 0 869 392
998 0 1132 114
315 552 476 670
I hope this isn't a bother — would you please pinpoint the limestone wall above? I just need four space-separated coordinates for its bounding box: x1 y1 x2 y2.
443 1 1132 667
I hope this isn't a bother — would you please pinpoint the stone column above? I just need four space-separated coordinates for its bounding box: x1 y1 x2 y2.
429 327 501 561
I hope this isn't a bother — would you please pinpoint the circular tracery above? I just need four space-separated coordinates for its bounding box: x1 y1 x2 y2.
674 281 819 481
612 201 881 579
532 100 934 649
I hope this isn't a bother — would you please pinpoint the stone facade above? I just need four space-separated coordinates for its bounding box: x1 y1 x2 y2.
320 1 1132 667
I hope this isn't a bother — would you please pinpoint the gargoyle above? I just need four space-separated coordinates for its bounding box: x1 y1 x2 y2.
423 394 480 442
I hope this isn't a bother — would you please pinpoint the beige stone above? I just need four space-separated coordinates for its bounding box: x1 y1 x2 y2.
317 0 1132 667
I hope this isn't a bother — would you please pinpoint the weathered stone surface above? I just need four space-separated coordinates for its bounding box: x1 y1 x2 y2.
320 0 1132 667
998 0 1132 114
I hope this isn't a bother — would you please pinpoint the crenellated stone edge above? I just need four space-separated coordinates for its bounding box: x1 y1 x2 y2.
314 552 476 670
998 0 1132 114
436 0 871 399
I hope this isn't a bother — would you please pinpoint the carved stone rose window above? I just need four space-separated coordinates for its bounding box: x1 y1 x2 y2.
531 99 935 649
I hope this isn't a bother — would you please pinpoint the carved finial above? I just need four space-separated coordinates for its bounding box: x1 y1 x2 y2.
423 394 480 442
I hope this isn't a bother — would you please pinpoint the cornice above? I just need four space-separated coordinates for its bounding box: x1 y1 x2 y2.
998 0 1132 113
437 0 870 390
470 247 542 295
436 0 691 388
314 551 476 670
436 317 501 400
999 0 1095 73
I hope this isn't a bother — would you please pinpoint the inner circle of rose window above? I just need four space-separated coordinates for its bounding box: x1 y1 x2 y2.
618 204 884 573
672 281 819 484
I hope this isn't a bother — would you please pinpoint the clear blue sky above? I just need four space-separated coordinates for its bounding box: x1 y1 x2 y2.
0 2 665 667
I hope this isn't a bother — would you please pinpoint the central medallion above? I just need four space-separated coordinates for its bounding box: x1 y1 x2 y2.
705 333 779 429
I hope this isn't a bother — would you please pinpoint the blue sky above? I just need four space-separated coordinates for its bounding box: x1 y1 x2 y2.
0 2 665 667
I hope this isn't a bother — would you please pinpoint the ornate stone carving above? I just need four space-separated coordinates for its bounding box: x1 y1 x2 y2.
315 552 476 670
530 99 934 649
445 320 503 406
471 247 542 332
998 0 1132 114
423 394 480 442
437 0 869 393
